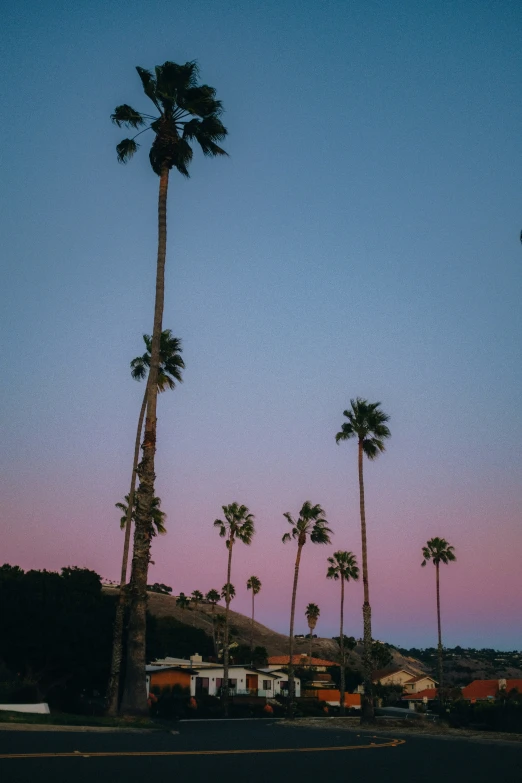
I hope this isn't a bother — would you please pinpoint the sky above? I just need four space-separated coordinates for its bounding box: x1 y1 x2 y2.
1 0 521 651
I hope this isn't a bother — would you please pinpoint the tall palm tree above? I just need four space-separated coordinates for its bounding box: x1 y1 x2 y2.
327 551 359 715
106 331 182 716
214 504 255 715
113 61 227 716
246 576 262 657
422 537 456 706
282 501 332 709
336 398 390 723
305 603 320 660
116 494 167 536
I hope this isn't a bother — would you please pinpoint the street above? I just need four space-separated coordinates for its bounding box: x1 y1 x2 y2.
1 719 521 783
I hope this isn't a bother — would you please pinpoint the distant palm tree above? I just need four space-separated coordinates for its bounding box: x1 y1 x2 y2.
113 60 227 716
214 504 255 715
422 537 456 705
191 590 204 626
106 332 183 716
246 576 262 656
305 603 320 660
176 592 190 615
336 398 391 723
327 551 359 715
282 501 332 709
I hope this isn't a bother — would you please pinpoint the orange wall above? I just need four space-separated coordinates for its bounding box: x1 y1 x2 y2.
315 690 361 707
149 670 191 690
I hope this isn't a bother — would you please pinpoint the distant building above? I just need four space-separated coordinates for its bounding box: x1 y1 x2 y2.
462 679 522 703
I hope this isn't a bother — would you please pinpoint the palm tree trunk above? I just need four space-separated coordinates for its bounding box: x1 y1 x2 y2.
250 592 254 661
358 438 374 723
121 167 170 716
436 562 444 707
223 539 233 717
106 387 148 716
339 575 346 716
288 543 303 713
211 605 217 658
308 623 313 661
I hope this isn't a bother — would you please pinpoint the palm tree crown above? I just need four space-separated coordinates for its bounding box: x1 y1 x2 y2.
247 576 262 595
116 495 166 536
282 501 332 546
335 398 391 458
305 603 320 627
176 592 190 610
221 583 235 601
130 331 184 392
112 61 227 176
421 538 457 567
214 504 255 547
327 551 360 583
206 589 220 605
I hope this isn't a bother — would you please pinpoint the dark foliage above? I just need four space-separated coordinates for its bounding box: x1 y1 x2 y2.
229 645 268 667
146 615 213 660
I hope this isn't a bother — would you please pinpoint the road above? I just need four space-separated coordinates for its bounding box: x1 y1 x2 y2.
1 719 521 783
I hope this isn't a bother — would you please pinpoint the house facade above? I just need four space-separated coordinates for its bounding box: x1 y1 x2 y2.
146 660 301 698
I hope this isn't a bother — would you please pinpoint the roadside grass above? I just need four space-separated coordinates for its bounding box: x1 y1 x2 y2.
0 710 158 729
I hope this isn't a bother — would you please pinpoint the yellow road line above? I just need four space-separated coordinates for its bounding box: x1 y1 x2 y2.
0 738 405 760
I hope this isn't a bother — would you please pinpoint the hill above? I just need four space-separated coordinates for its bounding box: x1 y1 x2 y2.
103 586 426 674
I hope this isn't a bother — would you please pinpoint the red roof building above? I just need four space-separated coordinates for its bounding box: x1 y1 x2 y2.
462 679 522 703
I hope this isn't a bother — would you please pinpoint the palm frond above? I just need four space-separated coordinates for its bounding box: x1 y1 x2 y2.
111 104 146 128
136 66 160 110
282 532 292 544
116 138 139 164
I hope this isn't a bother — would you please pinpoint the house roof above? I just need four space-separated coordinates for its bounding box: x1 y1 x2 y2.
261 668 301 680
462 679 522 701
190 665 280 678
401 688 438 701
372 667 414 681
268 655 338 667
145 665 198 674
404 675 437 684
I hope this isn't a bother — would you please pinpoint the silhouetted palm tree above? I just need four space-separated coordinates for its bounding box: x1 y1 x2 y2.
336 398 390 723
422 537 456 705
327 551 359 715
214 504 255 715
305 603 320 660
191 590 204 625
105 331 182 716
282 501 332 710
246 576 262 657
113 61 227 715
176 592 190 614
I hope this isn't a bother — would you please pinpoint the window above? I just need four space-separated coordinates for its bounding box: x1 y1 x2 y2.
280 681 288 691
263 680 272 691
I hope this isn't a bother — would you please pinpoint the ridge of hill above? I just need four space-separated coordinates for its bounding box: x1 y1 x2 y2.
103 586 427 674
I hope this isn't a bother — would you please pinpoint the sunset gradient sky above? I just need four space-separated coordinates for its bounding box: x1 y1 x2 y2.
2 0 521 650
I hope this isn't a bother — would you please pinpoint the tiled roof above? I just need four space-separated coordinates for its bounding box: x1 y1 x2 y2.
401 688 438 701
462 679 522 701
268 655 338 667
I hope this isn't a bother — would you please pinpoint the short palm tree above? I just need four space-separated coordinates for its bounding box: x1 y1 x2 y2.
106 331 182 716
113 61 227 716
191 590 204 626
214 504 255 715
305 603 320 660
282 501 332 708
176 592 190 614
327 551 359 715
116 494 167 536
246 576 262 656
422 537 456 705
336 398 390 723
206 589 220 611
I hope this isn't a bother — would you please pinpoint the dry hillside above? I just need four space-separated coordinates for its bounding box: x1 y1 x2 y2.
103 586 427 674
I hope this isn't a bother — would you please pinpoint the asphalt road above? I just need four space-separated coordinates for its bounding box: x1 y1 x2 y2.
1 720 521 783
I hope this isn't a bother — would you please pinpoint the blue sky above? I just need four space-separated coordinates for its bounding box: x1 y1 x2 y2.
1 0 521 649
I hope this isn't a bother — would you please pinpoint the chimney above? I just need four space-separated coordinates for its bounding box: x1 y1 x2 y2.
190 653 203 665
